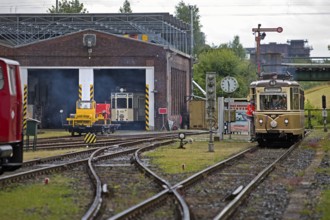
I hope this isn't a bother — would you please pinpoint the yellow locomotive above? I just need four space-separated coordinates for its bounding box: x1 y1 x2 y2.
249 73 305 146
65 100 119 136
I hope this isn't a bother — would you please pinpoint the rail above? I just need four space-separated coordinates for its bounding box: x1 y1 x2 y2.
214 141 300 219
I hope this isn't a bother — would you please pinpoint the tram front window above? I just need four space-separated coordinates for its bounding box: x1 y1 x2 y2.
260 94 287 110
117 98 127 108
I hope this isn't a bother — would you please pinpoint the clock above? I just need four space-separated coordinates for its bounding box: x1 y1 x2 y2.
221 76 238 93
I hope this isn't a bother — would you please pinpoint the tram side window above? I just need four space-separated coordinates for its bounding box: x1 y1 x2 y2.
291 88 299 110
300 89 304 110
128 98 132 108
0 67 3 90
111 98 116 109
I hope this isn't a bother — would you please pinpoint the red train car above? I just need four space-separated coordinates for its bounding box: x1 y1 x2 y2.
0 57 23 174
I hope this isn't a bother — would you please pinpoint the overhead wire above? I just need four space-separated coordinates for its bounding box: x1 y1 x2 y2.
1 0 330 8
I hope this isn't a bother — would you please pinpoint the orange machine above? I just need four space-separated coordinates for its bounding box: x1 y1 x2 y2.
65 100 119 136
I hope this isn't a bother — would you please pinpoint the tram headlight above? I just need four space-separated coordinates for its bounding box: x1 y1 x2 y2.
284 118 289 125
258 119 263 125
270 120 278 128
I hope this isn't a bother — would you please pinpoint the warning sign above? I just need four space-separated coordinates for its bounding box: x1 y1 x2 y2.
84 133 96 144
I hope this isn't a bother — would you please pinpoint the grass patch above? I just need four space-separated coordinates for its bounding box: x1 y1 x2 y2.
303 129 330 219
317 190 330 220
305 85 330 108
300 208 312 216
36 129 70 138
301 129 329 150
0 175 84 220
23 148 87 161
316 168 330 175
144 140 251 174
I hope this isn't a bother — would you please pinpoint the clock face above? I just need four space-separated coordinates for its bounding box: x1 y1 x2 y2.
221 76 238 93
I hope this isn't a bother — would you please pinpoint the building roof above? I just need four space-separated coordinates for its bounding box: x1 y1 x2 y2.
0 13 191 54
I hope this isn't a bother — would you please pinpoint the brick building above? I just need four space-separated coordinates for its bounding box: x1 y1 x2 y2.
0 13 192 130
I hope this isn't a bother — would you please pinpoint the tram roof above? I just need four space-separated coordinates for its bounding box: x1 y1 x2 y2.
250 79 300 87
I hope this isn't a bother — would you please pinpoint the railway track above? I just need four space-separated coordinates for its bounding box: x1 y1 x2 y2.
0 132 203 219
0 132 308 219
25 131 204 150
0 137 180 219
83 140 179 220
106 141 302 219
0 134 183 182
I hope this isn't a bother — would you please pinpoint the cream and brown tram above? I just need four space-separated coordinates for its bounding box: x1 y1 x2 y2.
249 73 305 146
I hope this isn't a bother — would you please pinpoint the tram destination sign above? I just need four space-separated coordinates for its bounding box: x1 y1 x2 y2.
264 88 282 93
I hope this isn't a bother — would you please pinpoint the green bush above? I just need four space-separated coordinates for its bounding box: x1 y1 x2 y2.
305 100 330 128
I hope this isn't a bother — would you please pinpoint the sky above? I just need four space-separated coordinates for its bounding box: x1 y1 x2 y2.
1 0 330 57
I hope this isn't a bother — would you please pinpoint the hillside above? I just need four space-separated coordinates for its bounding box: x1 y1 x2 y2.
304 85 330 108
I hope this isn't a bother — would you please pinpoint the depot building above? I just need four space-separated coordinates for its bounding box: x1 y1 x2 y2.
0 13 192 130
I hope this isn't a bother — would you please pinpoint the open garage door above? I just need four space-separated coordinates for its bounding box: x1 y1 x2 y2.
28 69 79 128
94 69 146 130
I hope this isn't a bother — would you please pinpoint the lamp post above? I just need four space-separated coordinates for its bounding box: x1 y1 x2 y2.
59 109 63 127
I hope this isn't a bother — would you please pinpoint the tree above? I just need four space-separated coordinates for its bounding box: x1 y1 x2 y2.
174 1 206 55
229 36 246 59
48 0 88 13
193 48 256 98
119 0 132 13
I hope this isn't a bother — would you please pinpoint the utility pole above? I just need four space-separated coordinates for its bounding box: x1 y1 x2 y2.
189 5 194 98
252 24 283 78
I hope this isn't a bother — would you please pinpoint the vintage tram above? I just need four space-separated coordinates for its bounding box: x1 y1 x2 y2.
110 89 145 129
249 73 305 146
0 57 23 174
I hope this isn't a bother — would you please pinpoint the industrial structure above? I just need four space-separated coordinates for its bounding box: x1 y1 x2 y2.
247 40 330 81
246 39 313 66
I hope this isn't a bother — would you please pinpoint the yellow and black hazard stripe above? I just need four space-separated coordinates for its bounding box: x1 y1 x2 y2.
145 84 149 131
23 84 28 129
90 84 94 101
84 132 96 144
79 84 82 100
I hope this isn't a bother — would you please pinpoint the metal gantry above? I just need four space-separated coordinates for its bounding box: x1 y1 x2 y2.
0 13 191 54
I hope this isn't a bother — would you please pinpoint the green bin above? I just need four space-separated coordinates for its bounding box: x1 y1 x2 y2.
26 119 40 136
25 119 40 151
